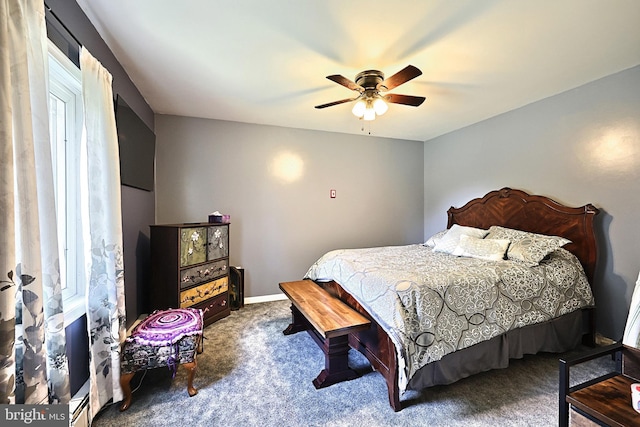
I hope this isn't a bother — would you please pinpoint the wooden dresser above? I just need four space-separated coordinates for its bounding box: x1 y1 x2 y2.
150 223 230 326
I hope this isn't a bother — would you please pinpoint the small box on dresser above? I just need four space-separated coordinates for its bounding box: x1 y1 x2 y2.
150 222 231 326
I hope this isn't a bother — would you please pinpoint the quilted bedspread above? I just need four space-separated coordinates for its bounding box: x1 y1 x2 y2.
304 244 594 392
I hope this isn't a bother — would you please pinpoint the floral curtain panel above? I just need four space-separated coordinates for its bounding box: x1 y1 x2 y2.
80 47 127 420
0 3 127 420
0 0 70 404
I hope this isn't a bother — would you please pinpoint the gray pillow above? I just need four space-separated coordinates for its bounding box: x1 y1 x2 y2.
485 225 571 266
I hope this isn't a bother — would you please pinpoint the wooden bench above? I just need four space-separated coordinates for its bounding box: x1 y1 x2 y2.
279 280 371 389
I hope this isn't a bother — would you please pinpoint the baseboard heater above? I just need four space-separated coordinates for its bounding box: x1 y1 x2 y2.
70 381 90 427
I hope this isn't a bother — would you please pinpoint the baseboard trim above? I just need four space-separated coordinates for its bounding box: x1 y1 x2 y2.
245 293 288 304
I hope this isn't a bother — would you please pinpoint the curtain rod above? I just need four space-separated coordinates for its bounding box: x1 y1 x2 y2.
44 2 83 49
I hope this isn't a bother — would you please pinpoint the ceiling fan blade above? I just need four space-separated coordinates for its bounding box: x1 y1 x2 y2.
314 97 359 109
379 65 422 91
326 75 364 92
384 93 426 107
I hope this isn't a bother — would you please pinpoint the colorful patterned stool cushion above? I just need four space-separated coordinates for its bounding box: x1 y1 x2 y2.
119 308 204 411
126 308 203 347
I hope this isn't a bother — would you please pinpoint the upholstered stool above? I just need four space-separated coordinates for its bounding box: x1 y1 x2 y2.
119 308 204 411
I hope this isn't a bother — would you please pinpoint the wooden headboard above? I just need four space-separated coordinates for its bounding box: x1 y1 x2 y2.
447 187 599 284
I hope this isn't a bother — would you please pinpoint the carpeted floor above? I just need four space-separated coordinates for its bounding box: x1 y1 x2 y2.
92 300 613 427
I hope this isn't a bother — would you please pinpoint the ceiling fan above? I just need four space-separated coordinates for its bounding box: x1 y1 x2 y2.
315 65 426 121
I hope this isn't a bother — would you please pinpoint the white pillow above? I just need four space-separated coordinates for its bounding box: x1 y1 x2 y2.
432 224 489 255
424 230 447 248
452 235 510 261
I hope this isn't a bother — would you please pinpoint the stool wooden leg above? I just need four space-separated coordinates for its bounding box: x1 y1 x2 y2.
119 372 135 411
196 334 203 354
183 359 198 397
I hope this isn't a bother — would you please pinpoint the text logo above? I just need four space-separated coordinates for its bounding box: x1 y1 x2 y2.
0 405 68 427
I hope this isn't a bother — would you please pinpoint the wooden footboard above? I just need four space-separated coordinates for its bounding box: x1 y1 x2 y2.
318 280 401 411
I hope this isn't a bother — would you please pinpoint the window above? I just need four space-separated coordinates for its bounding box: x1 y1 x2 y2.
47 40 86 325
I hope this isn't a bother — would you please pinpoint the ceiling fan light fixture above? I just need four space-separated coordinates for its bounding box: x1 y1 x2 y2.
363 102 376 121
373 97 388 116
352 99 367 117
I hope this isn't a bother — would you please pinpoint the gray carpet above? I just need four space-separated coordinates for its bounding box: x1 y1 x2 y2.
92 300 613 427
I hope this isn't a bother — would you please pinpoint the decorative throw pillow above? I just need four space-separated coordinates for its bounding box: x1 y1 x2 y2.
485 225 571 266
424 230 447 248
452 235 510 261
432 224 489 255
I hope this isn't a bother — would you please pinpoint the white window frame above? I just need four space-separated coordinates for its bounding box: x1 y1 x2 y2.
47 40 86 326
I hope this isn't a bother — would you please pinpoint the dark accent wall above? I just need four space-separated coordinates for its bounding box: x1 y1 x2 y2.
45 0 155 395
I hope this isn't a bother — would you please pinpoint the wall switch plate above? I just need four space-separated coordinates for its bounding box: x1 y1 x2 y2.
330 189 336 198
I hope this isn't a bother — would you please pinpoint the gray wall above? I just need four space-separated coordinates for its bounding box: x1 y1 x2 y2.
155 117 424 298
423 65 640 340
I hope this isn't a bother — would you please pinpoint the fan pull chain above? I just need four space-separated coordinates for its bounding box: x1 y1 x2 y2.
360 120 372 135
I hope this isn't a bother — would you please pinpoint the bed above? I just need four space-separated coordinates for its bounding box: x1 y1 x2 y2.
303 187 599 411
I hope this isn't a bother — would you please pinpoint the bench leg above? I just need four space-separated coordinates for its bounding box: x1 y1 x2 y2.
283 305 309 335
282 303 363 389
313 335 360 389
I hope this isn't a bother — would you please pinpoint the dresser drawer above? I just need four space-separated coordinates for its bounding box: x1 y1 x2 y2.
180 259 228 289
207 224 229 260
193 293 230 325
179 227 207 267
180 276 228 308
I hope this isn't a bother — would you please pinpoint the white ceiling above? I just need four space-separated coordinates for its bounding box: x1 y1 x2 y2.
76 0 640 142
